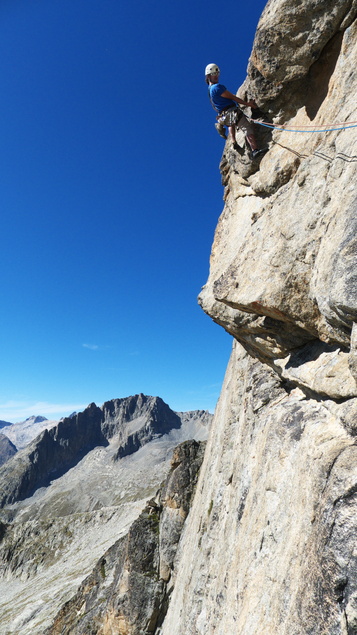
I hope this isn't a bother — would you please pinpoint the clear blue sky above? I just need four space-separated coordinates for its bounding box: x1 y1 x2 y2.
0 0 267 422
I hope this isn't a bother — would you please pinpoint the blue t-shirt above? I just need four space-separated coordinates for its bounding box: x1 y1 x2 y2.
209 83 235 113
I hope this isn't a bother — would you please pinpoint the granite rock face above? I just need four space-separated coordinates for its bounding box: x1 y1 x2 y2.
160 1 357 634
161 346 357 635
199 0 357 396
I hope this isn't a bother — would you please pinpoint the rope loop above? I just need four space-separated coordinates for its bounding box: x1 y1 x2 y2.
252 119 357 133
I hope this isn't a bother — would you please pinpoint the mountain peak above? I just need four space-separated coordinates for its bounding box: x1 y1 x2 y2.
24 416 48 424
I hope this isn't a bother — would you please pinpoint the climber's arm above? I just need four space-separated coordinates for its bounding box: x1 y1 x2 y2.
220 89 257 108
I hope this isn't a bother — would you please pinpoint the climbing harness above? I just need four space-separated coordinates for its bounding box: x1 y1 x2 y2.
251 119 357 133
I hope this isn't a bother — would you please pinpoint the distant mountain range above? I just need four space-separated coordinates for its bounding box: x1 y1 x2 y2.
0 414 59 452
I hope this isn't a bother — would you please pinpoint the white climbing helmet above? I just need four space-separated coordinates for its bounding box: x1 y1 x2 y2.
205 63 220 77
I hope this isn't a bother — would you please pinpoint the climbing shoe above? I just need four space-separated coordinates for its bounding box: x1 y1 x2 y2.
215 123 227 140
252 147 268 159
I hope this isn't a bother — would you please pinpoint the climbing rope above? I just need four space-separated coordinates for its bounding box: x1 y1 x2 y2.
252 119 357 133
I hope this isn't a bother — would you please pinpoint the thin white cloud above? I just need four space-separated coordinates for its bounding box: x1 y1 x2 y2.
82 343 99 351
0 401 87 423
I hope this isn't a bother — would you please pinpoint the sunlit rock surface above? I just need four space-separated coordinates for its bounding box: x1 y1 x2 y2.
200 0 357 384
161 1 357 634
161 344 357 634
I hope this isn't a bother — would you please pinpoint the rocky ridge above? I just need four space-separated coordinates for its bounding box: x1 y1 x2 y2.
0 434 17 467
0 419 12 430
0 394 182 508
159 1 357 634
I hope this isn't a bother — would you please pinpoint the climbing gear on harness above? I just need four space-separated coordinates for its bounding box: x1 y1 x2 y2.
215 123 227 139
205 63 220 77
218 106 243 127
219 103 234 114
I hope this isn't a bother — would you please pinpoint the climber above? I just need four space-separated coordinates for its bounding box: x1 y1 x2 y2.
205 63 268 159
